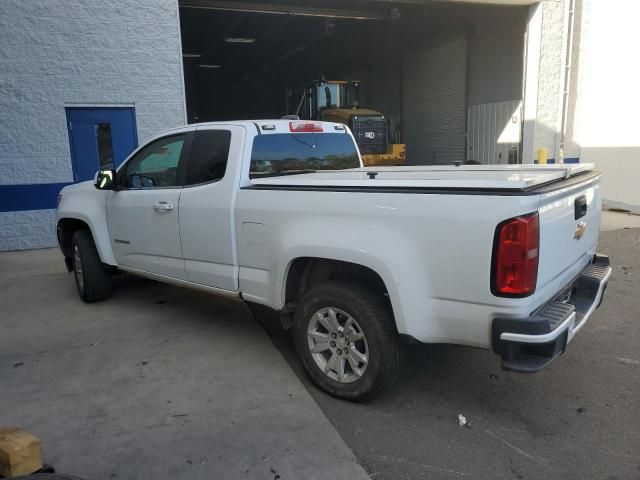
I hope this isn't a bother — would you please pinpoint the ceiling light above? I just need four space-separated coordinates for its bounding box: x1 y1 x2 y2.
198 64 222 69
182 53 202 58
181 1 382 21
224 37 256 44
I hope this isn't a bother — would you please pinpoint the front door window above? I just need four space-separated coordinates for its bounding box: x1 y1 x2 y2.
119 135 185 188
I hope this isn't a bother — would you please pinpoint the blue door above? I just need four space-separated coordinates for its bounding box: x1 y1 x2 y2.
66 107 138 182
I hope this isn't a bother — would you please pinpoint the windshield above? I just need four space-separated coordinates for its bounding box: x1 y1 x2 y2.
250 133 360 178
316 84 340 109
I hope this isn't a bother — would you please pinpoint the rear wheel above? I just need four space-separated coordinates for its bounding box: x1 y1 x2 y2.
71 230 113 302
293 281 399 402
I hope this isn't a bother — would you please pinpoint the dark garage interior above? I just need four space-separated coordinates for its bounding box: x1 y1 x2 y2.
179 1 409 123
178 0 529 164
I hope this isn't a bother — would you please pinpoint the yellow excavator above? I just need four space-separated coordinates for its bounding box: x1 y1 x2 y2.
287 80 405 166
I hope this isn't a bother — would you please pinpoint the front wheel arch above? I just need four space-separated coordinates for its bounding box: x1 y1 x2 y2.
71 230 113 302
57 218 91 260
57 212 117 266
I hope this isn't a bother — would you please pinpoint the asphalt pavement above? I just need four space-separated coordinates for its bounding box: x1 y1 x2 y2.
261 223 640 480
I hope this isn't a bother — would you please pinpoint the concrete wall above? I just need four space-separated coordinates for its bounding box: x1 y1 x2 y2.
364 4 527 147
467 9 526 106
466 8 526 163
532 0 565 161
0 0 186 250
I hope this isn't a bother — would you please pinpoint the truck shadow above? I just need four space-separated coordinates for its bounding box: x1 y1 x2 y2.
251 301 504 402
251 300 590 441
110 275 577 422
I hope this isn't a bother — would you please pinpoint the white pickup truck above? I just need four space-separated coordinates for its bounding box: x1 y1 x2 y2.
56 119 612 401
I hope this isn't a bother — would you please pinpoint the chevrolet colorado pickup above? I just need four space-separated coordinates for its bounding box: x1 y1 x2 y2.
56 119 612 401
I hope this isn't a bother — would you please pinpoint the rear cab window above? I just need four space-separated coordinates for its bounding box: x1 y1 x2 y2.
250 132 360 179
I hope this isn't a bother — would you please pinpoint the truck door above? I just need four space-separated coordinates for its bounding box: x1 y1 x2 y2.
106 133 189 280
178 125 245 291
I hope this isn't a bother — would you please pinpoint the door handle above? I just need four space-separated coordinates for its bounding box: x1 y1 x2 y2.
153 201 174 212
575 195 587 220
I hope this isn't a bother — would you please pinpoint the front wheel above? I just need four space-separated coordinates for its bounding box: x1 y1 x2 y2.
71 230 113 302
293 281 399 402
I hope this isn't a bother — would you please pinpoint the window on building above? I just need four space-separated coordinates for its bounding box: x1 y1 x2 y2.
120 135 185 188
184 130 232 185
95 123 114 169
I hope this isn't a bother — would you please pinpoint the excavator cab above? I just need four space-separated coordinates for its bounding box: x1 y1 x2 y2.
309 80 360 116
290 79 404 165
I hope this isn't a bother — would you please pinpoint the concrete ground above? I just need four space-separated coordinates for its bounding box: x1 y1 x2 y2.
601 209 640 232
0 249 369 480
263 222 640 480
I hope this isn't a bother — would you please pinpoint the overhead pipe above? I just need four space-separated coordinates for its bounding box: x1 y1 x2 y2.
180 0 385 20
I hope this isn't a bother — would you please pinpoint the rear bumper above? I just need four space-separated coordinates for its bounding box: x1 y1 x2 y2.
492 254 612 373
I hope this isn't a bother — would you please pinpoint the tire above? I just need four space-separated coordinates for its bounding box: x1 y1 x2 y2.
71 230 113 302
293 281 399 402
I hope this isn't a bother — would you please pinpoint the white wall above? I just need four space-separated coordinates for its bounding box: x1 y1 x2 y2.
0 0 186 250
568 0 640 211
523 0 640 211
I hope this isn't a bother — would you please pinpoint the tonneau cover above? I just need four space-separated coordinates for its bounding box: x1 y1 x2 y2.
250 164 596 192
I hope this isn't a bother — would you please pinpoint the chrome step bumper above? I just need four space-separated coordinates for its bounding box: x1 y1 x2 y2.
492 254 612 373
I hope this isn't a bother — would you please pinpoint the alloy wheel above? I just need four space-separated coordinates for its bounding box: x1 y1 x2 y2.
73 244 84 292
307 307 369 383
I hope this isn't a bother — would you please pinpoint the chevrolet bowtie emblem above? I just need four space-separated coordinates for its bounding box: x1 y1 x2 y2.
574 221 587 240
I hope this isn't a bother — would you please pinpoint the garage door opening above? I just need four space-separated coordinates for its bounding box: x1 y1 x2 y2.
179 1 529 165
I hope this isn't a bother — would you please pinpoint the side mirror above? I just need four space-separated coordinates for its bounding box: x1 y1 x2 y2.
95 169 116 190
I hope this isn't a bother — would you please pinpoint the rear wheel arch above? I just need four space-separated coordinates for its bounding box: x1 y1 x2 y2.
282 257 396 329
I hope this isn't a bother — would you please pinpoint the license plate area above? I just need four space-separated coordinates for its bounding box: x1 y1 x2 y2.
554 282 577 305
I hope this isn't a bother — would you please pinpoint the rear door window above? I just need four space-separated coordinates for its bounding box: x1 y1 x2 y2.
184 130 232 185
250 133 360 178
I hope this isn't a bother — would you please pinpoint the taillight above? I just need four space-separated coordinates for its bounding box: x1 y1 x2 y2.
492 212 539 297
289 121 323 132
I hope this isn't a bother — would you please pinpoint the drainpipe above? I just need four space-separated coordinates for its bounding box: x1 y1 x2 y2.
521 3 542 164
555 0 577 163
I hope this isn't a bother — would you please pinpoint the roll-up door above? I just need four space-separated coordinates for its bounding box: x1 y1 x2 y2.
403 35 467 165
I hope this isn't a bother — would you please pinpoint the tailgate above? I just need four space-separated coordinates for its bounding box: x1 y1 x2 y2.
536 172 602 299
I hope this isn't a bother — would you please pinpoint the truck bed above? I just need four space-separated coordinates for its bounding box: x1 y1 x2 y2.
249 164 597 193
